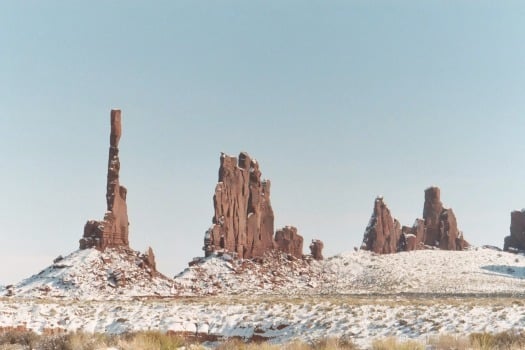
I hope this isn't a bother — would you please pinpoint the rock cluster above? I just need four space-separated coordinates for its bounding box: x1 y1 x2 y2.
361 187 468 253
504 210 525 251
80 110 129 251
203 152 323 260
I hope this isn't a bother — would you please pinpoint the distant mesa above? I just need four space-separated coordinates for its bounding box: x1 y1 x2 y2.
202 152 323 261
504 210 525 252
361 186 468 254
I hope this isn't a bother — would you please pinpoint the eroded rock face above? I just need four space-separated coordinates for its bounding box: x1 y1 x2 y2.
361 197 402 254
204 152 275 259
274 226 304 259
504 210 525 251
80 110 129 251
309 239 324 260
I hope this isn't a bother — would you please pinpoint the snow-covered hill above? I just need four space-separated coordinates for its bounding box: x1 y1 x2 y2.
173 247 525 296
5 247 525 348
10 247 525 300
12 248 175 300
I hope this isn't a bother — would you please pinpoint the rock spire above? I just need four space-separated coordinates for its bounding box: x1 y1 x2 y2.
80 109 130 251
204 152 275 259
361 197 402 254
203 152 316 260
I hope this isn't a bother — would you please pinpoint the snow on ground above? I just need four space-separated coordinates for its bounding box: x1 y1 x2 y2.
13 248 175 300
12 246 525 299
173 247 525 296
4 247 525 348
1 296 525 349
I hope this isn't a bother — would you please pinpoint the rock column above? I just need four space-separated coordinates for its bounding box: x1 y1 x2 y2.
80 109 130 250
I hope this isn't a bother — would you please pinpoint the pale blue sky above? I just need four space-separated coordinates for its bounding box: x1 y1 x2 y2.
1 1 525 283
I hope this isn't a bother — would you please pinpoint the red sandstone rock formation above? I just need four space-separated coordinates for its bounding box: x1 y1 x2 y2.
274 226 304 259
361 187 468 254
361 197 402 254
504 210 525 251
204 152 275 259
401 219 426 251
80 110 129 251
423 187 467 250
423 187 445 247
309 239 324 260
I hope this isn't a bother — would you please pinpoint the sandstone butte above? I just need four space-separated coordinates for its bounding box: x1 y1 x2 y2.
78 109 157 274
203 152 324 260
361 186 468 254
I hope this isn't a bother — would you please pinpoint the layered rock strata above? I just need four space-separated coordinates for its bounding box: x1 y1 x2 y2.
80 110 129 250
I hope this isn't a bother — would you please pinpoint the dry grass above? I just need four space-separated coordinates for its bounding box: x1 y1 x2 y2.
216 337 356 349
371 337 424 350
117 331 191 350
427 334 470 349
2 329 525 350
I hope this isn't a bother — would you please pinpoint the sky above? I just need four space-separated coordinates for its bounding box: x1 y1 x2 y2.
1 1 525 284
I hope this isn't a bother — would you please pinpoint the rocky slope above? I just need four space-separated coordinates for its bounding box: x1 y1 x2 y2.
11 248 174 300
173 247 525 296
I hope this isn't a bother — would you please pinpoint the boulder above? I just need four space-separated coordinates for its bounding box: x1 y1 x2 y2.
80 110 129 250
274 226 304 259
309 239 324 260
204 152 275 259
